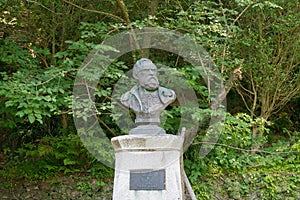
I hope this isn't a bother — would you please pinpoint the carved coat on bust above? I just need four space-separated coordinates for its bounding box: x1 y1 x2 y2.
121 84 176 125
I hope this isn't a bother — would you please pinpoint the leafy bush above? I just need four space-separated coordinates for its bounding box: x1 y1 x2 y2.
184 113 300 199
2 133 95 179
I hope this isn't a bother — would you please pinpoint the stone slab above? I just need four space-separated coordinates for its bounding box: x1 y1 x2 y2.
111 134 183 152
130 169 165 190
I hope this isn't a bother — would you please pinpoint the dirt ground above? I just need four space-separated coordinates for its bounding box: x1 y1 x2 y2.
0 175 113 200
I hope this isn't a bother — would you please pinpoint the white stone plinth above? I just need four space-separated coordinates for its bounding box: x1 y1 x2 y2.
111 134 184 200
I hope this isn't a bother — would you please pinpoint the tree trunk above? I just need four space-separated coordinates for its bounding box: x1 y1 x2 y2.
140 0 159 58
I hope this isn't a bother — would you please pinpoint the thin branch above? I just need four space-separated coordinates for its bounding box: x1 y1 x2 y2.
116 0 141 51
218 0 231 74
236 87 252 114
183 171 197 200
175 55 180 67
273 86 300 112
237 79 255 95
116 0 130 24
84 79 96 109
59 109 72 115
98 117 117 137
105 96 129 112
80 57 93 72
106 27 120 36
250 71 257 118
232 1 253 25
192 141 298 154
33 70 76 87
79 79 117 137
26 0 58 14
62 0 125 22
192 35 211 104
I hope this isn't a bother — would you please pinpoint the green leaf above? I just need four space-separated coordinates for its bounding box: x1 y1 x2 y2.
28 114 35 123
16 110 25 118
63 158 76 166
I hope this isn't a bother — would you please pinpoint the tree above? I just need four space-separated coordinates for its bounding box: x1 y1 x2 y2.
214 0 300 153
227 0 300 140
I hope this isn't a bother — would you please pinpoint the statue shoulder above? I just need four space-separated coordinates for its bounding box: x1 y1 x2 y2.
158 86 176 104
120 85 139 107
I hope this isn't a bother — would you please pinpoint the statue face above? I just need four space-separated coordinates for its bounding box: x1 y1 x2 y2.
136 64 159 91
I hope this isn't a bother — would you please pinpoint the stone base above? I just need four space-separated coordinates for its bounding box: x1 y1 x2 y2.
111 134 184 200
129 125 166 135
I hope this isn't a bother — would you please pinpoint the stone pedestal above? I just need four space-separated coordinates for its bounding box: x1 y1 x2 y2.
111 134 184 200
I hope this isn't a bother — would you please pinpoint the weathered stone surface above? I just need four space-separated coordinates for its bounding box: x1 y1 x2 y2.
111 134 183 152
112 134 184 200
129 125 166 135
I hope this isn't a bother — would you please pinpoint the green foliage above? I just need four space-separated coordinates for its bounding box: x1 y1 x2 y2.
2 133 93 179
0 37 37 72
1 68 72 124
76 179 106 197
184 113 299 199
229 0 300 120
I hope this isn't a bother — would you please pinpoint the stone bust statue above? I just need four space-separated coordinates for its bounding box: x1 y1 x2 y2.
121 58 176 135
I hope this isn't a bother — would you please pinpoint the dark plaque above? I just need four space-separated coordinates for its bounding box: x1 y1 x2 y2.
130 169 165 190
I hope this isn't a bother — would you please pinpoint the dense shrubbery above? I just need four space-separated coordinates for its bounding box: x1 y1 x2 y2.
185 113 300 199
2 132 114 180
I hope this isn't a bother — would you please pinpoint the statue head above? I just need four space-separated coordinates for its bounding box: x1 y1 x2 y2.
133 58 159 91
